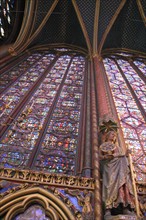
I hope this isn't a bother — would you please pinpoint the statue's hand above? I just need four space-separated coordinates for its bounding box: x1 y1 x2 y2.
113 153 119 157
126 149 132 155
104 154 114 160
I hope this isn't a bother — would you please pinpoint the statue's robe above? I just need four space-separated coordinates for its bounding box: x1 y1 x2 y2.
102 155 135 209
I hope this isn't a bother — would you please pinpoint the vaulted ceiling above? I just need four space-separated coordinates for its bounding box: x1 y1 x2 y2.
1 0 146 57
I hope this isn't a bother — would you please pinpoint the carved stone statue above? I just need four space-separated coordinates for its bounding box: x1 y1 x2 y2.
81 190 93 219
65 189 93 220
99 130 135 217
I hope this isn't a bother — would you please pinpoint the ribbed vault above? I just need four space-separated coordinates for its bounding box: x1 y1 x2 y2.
0 0 146 57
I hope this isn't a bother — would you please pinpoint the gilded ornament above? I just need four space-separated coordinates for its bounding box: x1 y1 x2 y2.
0 167 94 190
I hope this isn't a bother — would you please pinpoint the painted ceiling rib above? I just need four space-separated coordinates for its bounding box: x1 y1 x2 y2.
29 0 39 37
93 0 100 55
16 0 59 54
71 0 92 58
136 0 146 27
27 0 59 44
101 48 146 58
13 0 36 47
98 0 127 55
1 0 145 56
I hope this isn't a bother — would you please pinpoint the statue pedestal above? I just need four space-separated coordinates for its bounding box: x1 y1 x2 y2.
105 214 137 220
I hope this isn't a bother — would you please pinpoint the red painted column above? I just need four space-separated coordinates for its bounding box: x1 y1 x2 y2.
91 56 113 220
94 56 111 120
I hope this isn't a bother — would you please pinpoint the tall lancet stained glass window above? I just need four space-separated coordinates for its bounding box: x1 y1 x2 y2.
103 55 146 182
0 51 86 175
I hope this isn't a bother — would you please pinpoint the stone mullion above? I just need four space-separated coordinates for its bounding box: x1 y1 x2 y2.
27 57 74 168
0 54 44 95
114 59 146 122
75 58 88 176
0 55 58 139
81 60 92 177
128 59 146 83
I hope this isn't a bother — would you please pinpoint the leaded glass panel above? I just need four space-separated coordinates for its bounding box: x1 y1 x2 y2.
0 55 71 168
0 52 86 176
0 53 42 93
103 57 146 181
116 59 146 111
34 57 85 174
0 53 55 129
14 205 51 220
133 60 146 76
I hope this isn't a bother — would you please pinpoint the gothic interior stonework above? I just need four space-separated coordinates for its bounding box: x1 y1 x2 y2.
0 0 146 220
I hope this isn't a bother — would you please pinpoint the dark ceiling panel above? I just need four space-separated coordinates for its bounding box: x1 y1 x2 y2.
75 0 96 46
32 0 55 33
103 0 146 53
98 0 122 44
31 0 87 50
140 0 146 15
1 0 145 54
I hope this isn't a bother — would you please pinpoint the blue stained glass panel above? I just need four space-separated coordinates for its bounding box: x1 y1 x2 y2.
34 56 85 175
0 55 71 168
133 60 146 76
117 59 146 111
0 53 55 129
0 53 42 93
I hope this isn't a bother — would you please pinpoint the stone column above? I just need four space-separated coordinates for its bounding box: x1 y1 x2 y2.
90 58 102 220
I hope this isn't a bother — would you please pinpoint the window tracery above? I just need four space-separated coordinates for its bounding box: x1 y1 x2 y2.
103 56 146 181
0 51 86 175
116 59 146 111
133 60 146 76
0 53 42 93
0 53 55 129
34 56 85 174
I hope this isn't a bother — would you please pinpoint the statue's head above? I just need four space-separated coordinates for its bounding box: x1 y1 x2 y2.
105 130 117 143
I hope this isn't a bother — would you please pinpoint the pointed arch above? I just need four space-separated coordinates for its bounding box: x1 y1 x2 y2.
14 0 59 54
0 187 76 220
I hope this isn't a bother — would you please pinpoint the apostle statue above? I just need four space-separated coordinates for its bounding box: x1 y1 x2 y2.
99 120 135 217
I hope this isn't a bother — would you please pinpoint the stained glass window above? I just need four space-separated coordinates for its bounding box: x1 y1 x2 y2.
14 205 51 220
116 59 146 111
0 53 55 129
0 53 43 93
0 51 86 175
133 60 146 76
34 56 85 174
0 0 14 39
0 0 23 42
103 56 146 181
